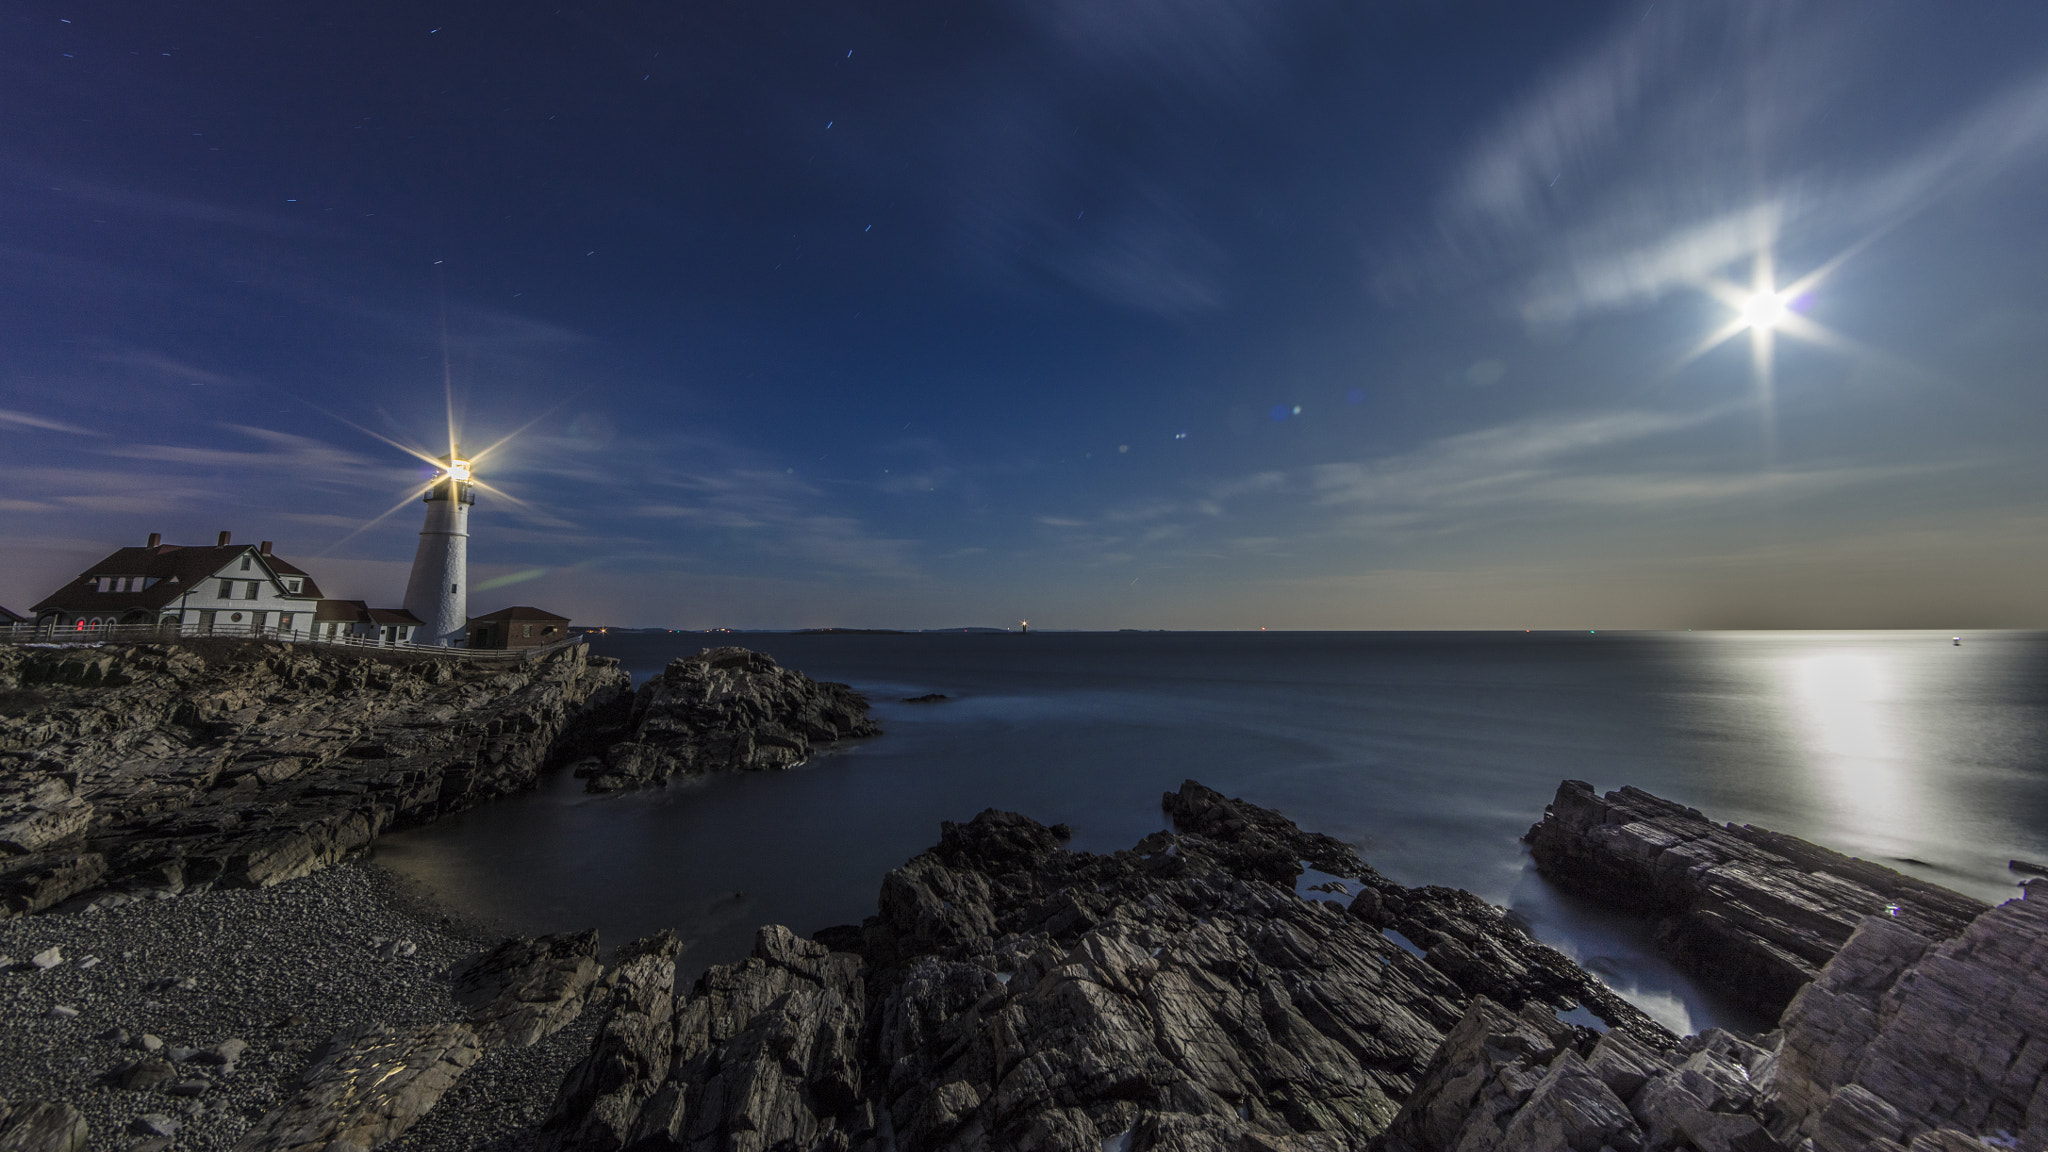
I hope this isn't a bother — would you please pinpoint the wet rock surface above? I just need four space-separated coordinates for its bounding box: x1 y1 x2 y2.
540 781 1676 1151
579 647 878 792
0 640 629 917
1525 779 1987 1018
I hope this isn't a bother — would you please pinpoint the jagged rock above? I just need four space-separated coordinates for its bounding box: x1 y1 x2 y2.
1770 886 2048 1151
536 931 682 1152
451 931 604 1048
540 782 1678 1150
1387 794 2047 1152
1162 782 1669 1048
29 946 62 969
0 640 629 917
127 1115 178 1139
231 1022 481 1152
623 925 869 1151
107 1058 181 1092
1525 779 1986 1017
583 647 878 791
1377 996 1787 1152
0 1102 87 1152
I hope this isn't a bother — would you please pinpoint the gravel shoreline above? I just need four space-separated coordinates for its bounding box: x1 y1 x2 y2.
0 862 597 1152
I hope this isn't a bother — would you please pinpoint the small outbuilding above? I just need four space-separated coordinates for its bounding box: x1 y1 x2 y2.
312 600 424 645
467 606 572 650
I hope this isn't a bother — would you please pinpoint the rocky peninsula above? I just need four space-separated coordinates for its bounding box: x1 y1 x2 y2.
577 647 878 792
3 643 2042 1152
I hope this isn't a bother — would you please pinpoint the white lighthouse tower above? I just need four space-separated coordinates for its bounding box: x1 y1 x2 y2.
402 451 475 646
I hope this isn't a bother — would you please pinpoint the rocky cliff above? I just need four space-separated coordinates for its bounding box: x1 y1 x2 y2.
580 646 878 792
1525 780 1987 1018
0 639 629 917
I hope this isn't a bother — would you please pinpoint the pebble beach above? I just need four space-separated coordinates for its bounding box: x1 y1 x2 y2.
0 863 598 1152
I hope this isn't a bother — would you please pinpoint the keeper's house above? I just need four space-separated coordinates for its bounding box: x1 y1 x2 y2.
31 531 410 640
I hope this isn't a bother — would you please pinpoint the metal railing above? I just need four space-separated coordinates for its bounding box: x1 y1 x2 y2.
0 620 582 661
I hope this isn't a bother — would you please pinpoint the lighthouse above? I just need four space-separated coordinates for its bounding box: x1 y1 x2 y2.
402 451 474 646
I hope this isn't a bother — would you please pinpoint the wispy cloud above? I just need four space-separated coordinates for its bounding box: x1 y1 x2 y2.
636 468 921 578
1412 3 2048 326
2 161 307 236
101 425 404 489
0 409 102 436
96 350 238 387
1032 403 1972 571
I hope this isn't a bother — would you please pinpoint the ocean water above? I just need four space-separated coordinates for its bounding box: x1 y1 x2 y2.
371 630 2048 1036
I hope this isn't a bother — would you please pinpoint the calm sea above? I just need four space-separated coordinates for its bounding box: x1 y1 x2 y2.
371 630 2048 1036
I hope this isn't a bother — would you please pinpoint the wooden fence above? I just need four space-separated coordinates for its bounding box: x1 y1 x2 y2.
0 621 582 662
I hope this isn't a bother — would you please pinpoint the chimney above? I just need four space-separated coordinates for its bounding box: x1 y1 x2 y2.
259 541 273 555
147 532 162 549
218 531 232 547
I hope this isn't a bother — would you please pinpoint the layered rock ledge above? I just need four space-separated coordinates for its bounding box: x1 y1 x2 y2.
1525 780 1988 1018
0 640 629 917
579 647 878 792
1385 880 2048 1151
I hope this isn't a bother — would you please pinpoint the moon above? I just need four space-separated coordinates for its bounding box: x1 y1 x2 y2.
1740 291 1789 330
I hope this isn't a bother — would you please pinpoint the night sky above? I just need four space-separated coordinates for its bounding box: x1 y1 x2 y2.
5 1 2046 629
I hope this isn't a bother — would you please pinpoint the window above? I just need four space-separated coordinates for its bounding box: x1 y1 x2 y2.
219 580 234 598
246 582 260 599
240 556 251 571
286 579 302 593
522 624 533 638
280 613 294 630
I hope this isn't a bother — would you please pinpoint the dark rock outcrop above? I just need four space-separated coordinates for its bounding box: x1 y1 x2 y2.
0 1101 88 1152
541 781 1677 1151
0 640 629 917
1165 781 1672 1050
536 931 683 1152
451 930 605 1048
581 647 877 792
1525 780 1987 1018
1384 884 2048 1152
1377 995 1777 1152
231 1023 481 1152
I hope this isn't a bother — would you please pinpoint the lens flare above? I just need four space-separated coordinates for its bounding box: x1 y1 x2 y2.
1740 291 1789 329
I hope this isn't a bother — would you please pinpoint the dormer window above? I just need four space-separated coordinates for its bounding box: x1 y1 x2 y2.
285 578 303 594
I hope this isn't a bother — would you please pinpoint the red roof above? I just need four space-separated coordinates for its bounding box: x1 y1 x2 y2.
468 605 571 623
